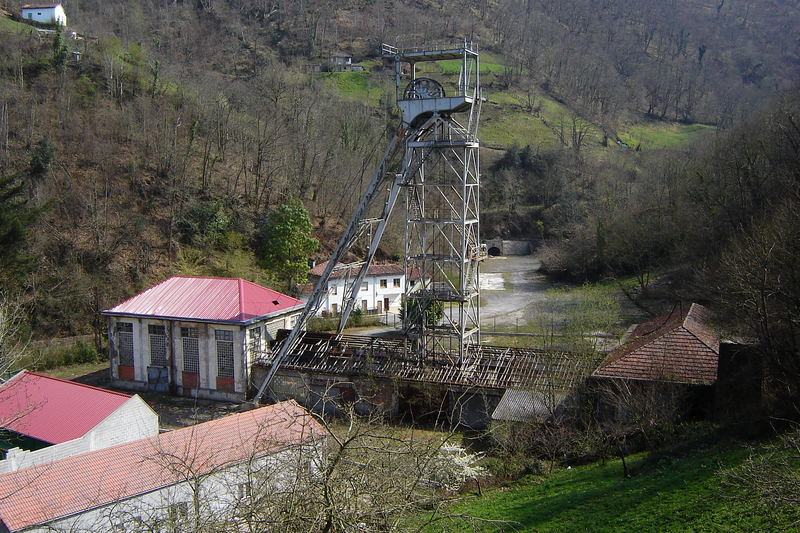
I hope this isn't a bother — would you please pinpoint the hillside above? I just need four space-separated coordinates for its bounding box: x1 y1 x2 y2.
0 0 798 339
426 434 800 532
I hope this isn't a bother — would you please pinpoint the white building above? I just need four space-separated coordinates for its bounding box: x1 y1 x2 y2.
0 401 327 533
20 3 67 26
309 261 423 316
102 276 304 401
0 371 158 474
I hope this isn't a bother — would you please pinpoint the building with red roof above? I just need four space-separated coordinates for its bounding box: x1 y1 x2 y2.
102 276 304 401
0 371 158 474
0 400 327 532
593 303 719 385
591 303 720 422
308 261 424 317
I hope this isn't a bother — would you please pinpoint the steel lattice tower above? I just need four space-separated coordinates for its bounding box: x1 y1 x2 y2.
384 42 485 363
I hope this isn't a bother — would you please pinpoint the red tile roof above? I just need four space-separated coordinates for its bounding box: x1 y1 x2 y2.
0 401 326 532
0 371 131 444
103 276 304 324
593 303 719 384
309 261 405 279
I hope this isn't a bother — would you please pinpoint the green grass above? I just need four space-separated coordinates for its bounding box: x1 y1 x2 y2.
424 441 799 532
321 71 385 106
619 122 715 150
0 15 35 34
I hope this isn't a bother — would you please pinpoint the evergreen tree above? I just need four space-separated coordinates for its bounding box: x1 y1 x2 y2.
0 173 40 285
255 198 318 288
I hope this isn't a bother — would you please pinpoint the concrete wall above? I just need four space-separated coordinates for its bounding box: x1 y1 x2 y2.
484 239 531 256
268 369 500 429
18 441 325 532
0 396 158 474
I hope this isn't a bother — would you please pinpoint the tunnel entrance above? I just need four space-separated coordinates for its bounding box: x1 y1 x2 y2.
487 246 502 256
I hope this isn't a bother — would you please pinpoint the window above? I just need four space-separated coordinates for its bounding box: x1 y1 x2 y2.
249 327 262 354
116 322 134 366
380 279 387 288
237 482 252 500
393 278 401 288
181 327 199 373
216 330 234 378
361 282 368 291
148 325 167 367
166 502 188 529
329 284 337 295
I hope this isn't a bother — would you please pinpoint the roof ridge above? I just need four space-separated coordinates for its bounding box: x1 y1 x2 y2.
680 303 719 353
238 278 245 320
6 371 132 399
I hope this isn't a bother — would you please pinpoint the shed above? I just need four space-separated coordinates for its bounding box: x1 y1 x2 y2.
20 3 66 26
0 401 327 532
102 276 304 401
0 371 157 473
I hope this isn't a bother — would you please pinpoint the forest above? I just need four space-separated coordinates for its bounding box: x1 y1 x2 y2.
0 0 797 403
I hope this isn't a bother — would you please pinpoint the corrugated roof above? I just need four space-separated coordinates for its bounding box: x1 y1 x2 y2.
593 303 720 384
0 401 327 532
491 389 569 422
102 276 304 323
0 371 131 445
310 261 405 279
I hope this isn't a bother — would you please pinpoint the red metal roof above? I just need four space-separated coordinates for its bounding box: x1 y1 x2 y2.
103 276 304 323
0 371 132 444
593 303 720 384
0 400 327 532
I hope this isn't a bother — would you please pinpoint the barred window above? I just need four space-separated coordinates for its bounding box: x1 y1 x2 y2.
181 327 199 373
148 325 167 367
249 327 262 353
216 330 234 378
116 322 134 366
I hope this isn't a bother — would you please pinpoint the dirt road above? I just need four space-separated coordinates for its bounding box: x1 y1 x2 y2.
479 254 557 328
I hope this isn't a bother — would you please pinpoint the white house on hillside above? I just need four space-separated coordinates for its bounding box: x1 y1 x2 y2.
0 371 157 474
21 3 67 26
0 401 328 533
308 261 424 316
102 276 304 401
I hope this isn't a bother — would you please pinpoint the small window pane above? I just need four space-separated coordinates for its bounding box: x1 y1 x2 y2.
116 322 134 366
182 327 199 373
148 325 167 367
216 330 234 378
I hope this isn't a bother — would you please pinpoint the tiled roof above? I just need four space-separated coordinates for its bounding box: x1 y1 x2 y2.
0 401 326 532
22 4 60 9
309 261 405 279
0 371 131 444
102 276 304 324
593 303 719 384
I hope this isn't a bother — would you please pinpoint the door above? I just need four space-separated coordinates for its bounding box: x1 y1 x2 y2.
384 297 390 312
361 300 368 312
147 366 169 392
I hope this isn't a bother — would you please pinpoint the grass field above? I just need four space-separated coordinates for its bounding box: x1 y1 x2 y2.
0 15 35 34
425 440 799 532
618 122 715 150
321 71 386 107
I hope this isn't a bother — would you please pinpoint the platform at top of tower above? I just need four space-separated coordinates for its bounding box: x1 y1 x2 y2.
381 43 478 62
